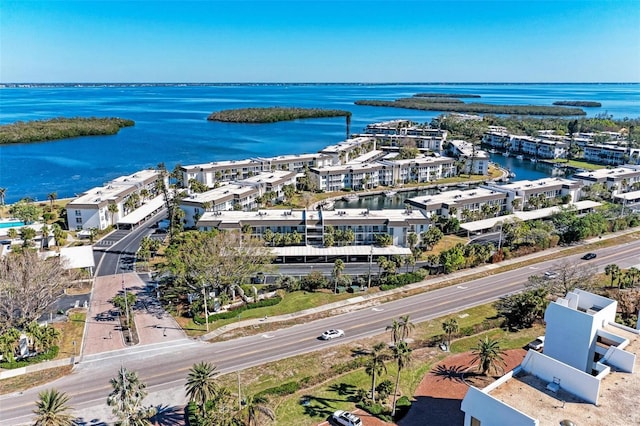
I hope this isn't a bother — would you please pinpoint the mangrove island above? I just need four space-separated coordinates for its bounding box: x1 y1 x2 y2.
0 117 135 144
207 106 352 123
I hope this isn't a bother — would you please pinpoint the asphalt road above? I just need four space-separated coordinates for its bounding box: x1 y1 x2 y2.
2 238 639 424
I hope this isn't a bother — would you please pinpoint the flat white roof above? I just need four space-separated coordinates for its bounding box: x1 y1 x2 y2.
460 201 602 232
117 196 165 225
614 190 640 201
59 246 95 269
499 177 579 191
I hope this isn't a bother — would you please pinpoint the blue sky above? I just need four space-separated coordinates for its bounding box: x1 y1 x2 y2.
1 0 639 82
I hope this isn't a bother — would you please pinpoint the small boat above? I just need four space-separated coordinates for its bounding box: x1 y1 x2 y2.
320 200 335 210
384 190 397 197
489 149 497 154
516 155 524 160
502 152 510 157
508 171 516 178
342 194 359 202
530 158 538 163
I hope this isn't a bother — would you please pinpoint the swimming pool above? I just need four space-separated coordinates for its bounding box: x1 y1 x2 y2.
0 221 25 229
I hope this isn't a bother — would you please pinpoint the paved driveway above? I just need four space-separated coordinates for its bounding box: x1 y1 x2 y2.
82 273 187 357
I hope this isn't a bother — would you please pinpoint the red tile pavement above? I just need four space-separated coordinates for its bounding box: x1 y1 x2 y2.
399 349 527 426
82 273 186 356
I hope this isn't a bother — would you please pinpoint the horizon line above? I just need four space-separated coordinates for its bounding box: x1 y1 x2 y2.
2 81 639 86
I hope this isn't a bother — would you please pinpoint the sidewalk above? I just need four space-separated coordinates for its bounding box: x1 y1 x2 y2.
202 226 640 341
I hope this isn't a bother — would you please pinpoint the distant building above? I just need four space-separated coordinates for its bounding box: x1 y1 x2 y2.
448 140 490 175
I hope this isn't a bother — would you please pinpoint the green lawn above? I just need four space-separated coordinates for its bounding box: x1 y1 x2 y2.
549 159 604 170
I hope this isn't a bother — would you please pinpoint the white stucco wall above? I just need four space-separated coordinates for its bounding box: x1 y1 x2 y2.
520 350 601 405
461 386 538 426
544 302 597 372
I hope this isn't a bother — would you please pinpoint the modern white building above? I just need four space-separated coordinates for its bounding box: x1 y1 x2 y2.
461 289 639 426
406 186 511 222
179 171 297 227
495 177 582 210
179 154 331 188
573 165 640 193
196 208 430 248
448 140 490 175
66 169 166 231
583 143 628 165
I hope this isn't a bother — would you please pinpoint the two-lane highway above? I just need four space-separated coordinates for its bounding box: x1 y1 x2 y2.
2 237 639 424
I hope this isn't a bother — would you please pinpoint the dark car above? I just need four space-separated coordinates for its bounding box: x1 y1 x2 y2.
582 253 597 260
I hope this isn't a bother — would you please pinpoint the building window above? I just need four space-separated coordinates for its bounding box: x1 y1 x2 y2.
75 210 81 216
76 218 83 224
471 417 481 426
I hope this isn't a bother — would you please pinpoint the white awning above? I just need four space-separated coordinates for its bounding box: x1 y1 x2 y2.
461 201 602 233
118 196 165 225
60 246 95 269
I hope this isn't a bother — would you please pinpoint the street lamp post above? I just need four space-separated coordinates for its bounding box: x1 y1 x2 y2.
72 340 76 358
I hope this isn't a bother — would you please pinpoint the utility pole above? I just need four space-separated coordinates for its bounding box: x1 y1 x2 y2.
237 371 242 410
202 282 209 332
368 245 373 288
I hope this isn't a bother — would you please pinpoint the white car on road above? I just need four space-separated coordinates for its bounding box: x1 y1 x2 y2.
320 329 345 340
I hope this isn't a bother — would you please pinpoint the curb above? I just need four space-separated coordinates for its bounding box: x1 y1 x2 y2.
201 225 640 341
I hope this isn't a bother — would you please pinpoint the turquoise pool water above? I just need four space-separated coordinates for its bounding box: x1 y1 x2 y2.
0 221 25 229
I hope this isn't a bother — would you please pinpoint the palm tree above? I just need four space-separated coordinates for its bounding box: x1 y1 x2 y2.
108 203 119 225
625 267 640 287
47 192 58 211
0 327 20 362
332 259 345 293
365 342 388 402
107 366 155 425
32 388 75 426
242 394 276 426
471 337 506 376
398 315 415 342
0 187 6 206
386 319 402 346
605 264 621 288
442 318 459 351
391 341 412 417
185 362 219 416
25 321 44 353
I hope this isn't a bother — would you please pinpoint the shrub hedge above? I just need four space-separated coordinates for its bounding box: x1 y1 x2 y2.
0 346 59 369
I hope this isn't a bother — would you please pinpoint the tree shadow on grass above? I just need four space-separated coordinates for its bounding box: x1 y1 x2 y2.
150 404 184 426
327 382 357 397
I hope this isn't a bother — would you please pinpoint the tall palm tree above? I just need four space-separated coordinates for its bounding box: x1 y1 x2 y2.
625 267 639 287
108 203 119 225
398 315 415 342
185 362 219 416
442 318 459 351
332 259 345 293
365 342 388 402
32 388 75 426
242 394 276 426
386 319 402 346
391 341 412 417
605 264 621 288
471 337 506 376
47 192 58 211
107 366 155 425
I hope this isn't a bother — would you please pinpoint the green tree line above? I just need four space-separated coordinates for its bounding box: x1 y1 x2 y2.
0 117 135 144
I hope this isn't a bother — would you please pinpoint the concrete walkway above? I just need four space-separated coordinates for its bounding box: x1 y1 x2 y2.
202 225 640 341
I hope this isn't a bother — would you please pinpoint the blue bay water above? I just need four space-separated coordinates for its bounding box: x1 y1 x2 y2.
1 83 639 203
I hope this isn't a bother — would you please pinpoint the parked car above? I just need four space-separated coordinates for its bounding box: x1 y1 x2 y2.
582 252 597 260
331 410 362 426
320 329 345 340
251 272 265 284
528 336 545 351
544 270 558 279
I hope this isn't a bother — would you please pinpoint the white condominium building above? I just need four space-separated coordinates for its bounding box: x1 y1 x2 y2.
66 169 166 231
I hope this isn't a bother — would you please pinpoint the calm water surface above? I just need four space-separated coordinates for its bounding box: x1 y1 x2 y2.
1 83 638 203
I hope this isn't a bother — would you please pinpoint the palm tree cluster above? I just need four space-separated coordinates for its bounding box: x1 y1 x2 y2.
107 366 156 425
357 316 416 418
185 361 275 426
